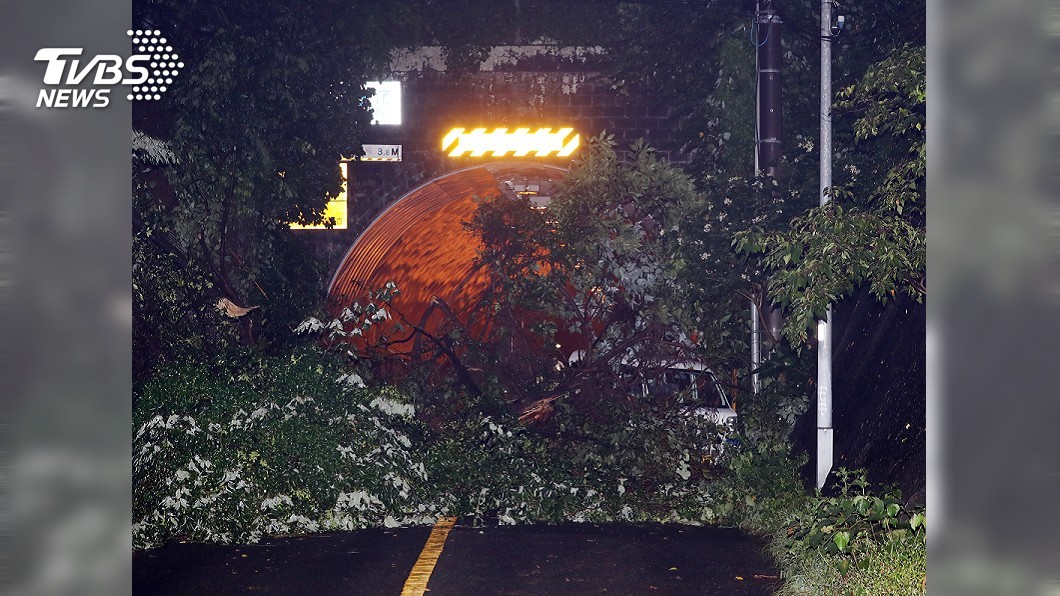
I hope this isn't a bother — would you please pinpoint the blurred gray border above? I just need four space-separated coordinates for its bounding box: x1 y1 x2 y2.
930 0 1060 592
2 1 132 595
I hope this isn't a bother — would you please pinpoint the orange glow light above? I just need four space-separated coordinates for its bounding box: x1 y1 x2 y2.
442 127 580 158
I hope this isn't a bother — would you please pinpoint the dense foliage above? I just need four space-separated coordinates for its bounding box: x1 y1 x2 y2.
596 1 926 346
736 45 926 343
133 350 430 547
131 1 392 378
465 136 723 408
133 348 768 549
769 469 927 595
132 1 926 591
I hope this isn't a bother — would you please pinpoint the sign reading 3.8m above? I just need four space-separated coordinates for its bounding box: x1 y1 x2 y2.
361 144 402 162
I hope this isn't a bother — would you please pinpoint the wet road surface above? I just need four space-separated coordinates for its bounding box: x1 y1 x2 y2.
133 522 780 595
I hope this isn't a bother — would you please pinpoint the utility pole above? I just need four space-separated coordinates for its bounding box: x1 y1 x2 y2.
816 0 834 490
756 3 783 178
752 1 783 394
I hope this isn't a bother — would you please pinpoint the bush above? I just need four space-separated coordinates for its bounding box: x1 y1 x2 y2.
133 350 434 548
412 380 737 526
133 348 764 549
422 415 573 525
770 469 927 595
547 391 733 524
786 469 925 563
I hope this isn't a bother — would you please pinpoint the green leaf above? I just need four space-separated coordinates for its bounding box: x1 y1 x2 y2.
833 531 851 552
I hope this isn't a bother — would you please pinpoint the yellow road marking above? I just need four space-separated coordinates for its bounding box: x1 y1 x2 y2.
401 516 458 596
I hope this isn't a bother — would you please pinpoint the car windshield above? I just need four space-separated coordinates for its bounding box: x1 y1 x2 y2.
644 369 728 408
696 372 728 408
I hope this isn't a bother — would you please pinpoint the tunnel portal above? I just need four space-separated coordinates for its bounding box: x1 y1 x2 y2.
327 162 566 358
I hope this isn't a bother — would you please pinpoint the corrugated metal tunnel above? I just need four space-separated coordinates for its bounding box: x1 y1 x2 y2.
327 162 566 358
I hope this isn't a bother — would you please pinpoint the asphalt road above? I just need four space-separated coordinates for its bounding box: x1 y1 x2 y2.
133 522 780 595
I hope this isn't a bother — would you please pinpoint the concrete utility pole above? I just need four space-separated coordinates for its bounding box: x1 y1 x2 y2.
752 1 784 394
816 0 834 490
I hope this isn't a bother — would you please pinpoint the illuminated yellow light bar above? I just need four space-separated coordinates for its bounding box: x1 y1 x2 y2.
289 162 349 229
442 127 580 158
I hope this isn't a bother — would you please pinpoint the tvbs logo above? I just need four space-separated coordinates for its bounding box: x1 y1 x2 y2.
35 30 182 108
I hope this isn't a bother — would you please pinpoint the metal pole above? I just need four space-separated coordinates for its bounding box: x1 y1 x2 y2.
757 6 783 178
751 2 784 393
757 3 786 349
751 302 761 393
816 0 834 490
751 0 763 395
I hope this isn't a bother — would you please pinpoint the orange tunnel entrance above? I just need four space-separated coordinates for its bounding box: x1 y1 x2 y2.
327 162 566 358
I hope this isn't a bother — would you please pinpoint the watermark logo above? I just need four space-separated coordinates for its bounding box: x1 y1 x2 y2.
34 29 183 108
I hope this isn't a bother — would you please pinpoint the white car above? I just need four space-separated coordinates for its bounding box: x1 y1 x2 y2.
638 363 738 456
565 352 738 455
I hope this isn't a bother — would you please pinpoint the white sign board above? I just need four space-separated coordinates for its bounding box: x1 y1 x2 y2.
361 144 402 162
364 81 401 125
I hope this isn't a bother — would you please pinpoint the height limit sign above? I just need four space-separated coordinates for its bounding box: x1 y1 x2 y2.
361 144 401 162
